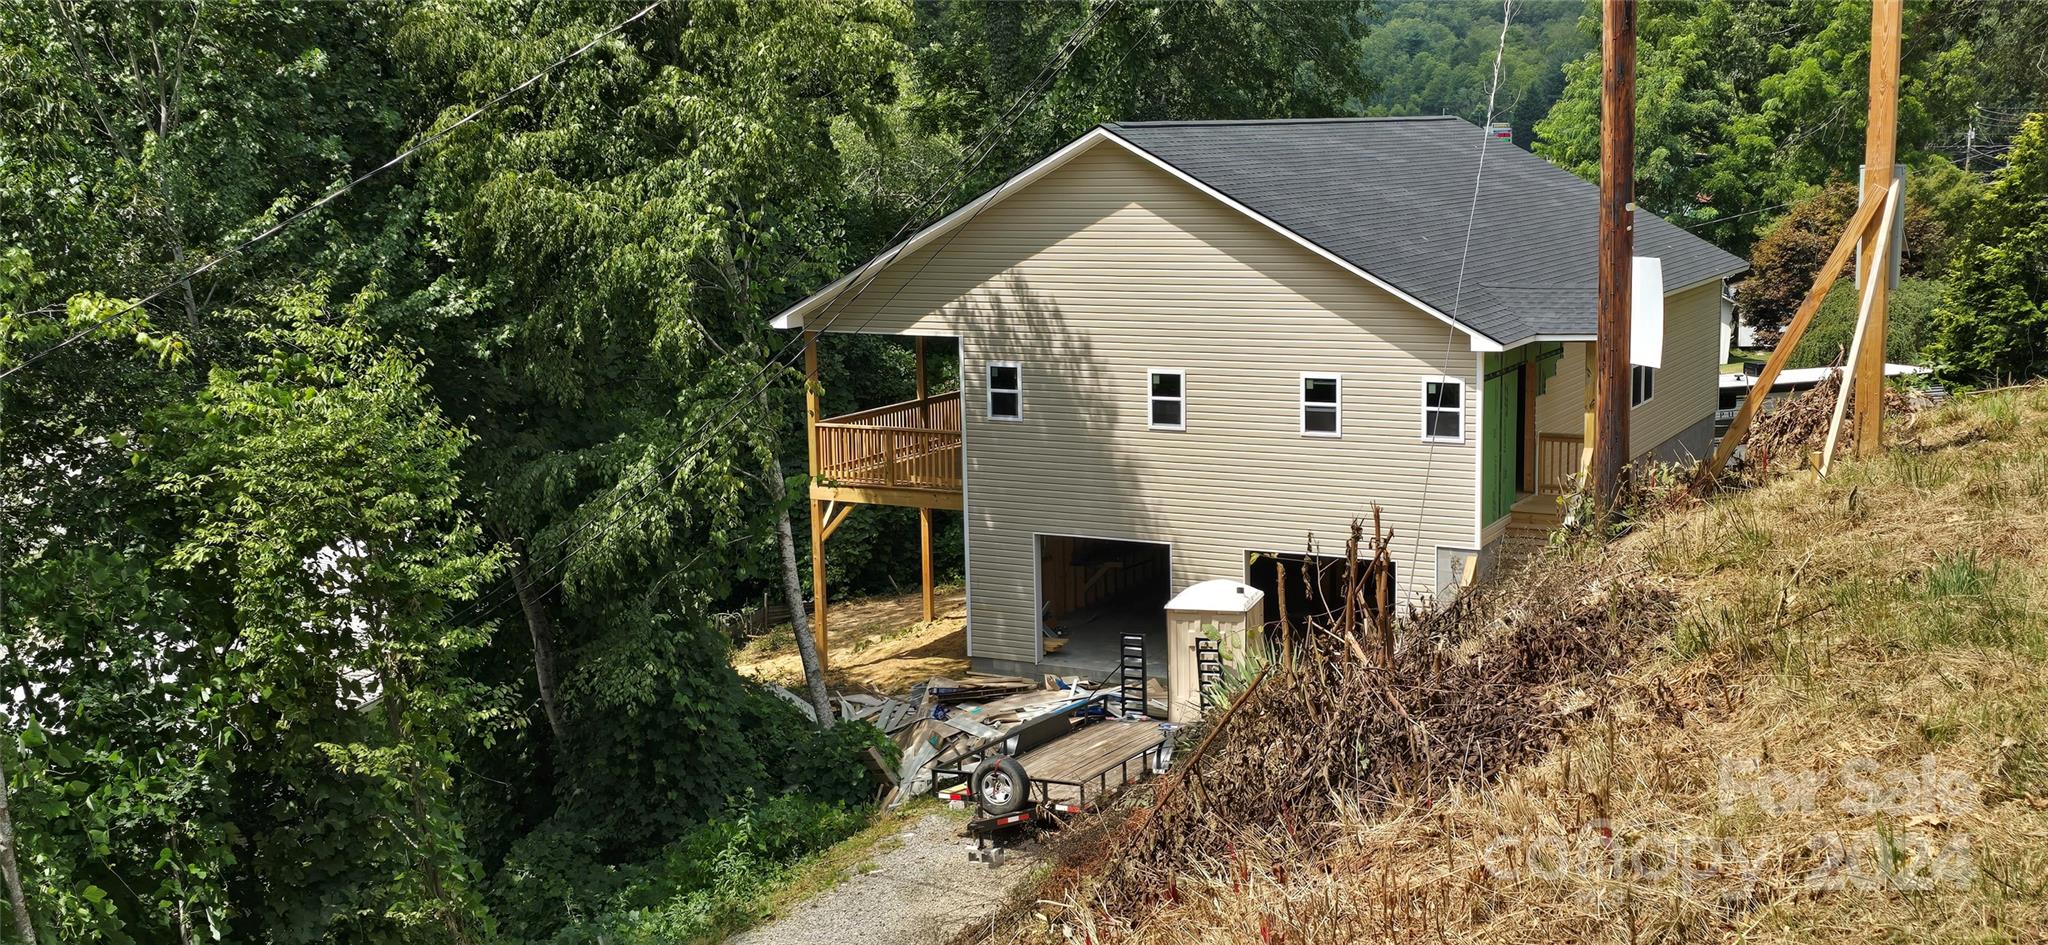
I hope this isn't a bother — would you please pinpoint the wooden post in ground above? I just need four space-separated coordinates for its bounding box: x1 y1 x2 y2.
1591 0 1636 520
1852 0 1901 457
1823 180 1902 476
804 331 828 672
919 508 935 623
913 336 936 623
1709 198 1885 470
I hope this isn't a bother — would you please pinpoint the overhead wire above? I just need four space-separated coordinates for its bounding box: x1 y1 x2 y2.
1403 0 1515 595
0 0 667 383
443 0 1122 626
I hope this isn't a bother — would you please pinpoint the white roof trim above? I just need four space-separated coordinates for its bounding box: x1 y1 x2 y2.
770 126 1507 352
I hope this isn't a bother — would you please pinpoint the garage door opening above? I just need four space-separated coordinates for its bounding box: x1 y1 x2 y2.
1037 535 1170 681
1246 551 1395 649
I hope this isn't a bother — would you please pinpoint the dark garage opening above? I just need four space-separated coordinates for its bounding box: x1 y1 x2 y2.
1246 551 1395 647
1037 535 1170 681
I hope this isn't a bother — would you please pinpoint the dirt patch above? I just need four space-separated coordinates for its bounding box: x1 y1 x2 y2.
734 588 970 693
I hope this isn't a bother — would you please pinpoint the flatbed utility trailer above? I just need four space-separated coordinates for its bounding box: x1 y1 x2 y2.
936 715 1174 866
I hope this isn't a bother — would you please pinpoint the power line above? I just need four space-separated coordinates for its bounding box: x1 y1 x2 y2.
1407 0 1514 589
0 0 667 384
444 0 1122 627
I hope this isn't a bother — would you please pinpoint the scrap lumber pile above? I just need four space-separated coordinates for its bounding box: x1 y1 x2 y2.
979 518 1675 939
775 672 1141 807
885 674 1125 806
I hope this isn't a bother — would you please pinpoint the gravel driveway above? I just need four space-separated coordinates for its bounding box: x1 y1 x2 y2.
727 812 1035 945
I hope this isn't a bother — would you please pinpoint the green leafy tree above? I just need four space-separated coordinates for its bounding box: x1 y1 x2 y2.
1737 174 1964 342
391 0 907 859
909 0 1378 194
1534 0 1980 253
1927 113 2048 384
1358 0 1587 146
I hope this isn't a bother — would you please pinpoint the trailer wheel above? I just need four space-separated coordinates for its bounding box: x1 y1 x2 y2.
971 756 1031 816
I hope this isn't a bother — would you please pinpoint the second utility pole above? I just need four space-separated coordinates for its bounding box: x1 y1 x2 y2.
1592 0 1636 521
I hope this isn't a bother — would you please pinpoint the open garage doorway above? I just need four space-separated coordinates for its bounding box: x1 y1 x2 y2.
1036 535 1171 681
1246 551 1395 651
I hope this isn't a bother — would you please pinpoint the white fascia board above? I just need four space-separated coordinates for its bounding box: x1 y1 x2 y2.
769 128 1121 331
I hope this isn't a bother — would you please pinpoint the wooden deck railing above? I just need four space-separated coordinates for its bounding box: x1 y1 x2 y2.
814 392 962 493
1536 433 1585 495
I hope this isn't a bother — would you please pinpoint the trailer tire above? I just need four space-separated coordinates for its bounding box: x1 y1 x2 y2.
971 756 1031 817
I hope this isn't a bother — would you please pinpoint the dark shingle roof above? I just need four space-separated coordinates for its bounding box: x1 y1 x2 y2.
1102 117 1747 346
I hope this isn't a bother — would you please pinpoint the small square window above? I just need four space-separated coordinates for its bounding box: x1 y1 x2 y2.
1631 364 1655 407
1422 377 1464 442
988 362 1021 420
1148 369 1185 430
1301 374 1341 437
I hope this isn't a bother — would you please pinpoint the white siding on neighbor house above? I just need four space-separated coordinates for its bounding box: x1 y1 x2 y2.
812 142 1483 667
1531 279 1726 460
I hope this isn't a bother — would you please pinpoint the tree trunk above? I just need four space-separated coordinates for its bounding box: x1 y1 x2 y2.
508 541 569 748
759 449 833 729
374 661 475 945
0 750 39 945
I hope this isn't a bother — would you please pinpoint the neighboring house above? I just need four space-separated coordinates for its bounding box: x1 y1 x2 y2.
772 117 1746 683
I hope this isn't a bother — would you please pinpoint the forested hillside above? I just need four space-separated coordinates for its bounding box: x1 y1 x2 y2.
1 2 2044 944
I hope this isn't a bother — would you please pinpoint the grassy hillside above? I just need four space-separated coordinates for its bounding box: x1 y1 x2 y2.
986 385 2048 944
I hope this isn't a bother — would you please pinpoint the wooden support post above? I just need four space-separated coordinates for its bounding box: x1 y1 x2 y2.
804 332 828 671
1853 0 1901 457
1580 340 1598 476
1709 197 1886 470
919 507 935 623
1591 0 1636 521
914 337 928 421
1822 180 1902 476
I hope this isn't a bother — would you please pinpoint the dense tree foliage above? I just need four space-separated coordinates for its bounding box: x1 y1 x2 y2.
1534 0 1996 252
1736 169 1969 342
1928 113 2048 384
5 2 2046 942
0 2 1381 942
1357 0 1586 147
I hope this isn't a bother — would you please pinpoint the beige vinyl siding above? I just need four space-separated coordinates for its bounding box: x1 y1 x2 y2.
1531 280 1724 457
820 143 1482 666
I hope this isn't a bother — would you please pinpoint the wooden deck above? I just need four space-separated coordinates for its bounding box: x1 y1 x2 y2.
812 392 962 508
1015 720 1168 807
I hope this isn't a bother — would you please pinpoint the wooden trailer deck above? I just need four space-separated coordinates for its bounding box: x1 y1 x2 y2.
938 718 1169 813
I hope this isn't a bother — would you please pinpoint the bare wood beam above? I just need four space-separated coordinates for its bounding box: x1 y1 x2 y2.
808 484 965 510
919 507 936 623
1853 0 1902 457
1709 196 1887 470
819 501 855 542
805 332 828 672
1822 180 1902 475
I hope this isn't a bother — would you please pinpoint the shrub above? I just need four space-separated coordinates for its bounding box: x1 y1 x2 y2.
1785 275 1944 369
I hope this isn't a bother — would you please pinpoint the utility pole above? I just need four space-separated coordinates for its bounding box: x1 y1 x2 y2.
1591 0 1635 520
1852 0 1900 458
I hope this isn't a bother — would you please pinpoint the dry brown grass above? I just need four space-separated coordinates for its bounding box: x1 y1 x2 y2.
986 385 2048 945
732 587 969 693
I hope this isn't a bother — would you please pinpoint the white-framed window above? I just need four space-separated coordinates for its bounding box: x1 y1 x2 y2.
1300 373 1341 437
1421 376 1465 443
987 361 1022 420
1147 369 1185 430
1631 364 1655 408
